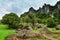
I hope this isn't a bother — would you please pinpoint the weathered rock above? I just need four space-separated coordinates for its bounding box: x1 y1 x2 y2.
16 29 40 38
28 26 32 30
56 25 60 30
16 29 31 38
40 27 51 34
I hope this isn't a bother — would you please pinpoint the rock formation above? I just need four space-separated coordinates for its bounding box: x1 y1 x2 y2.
56 24 60 30
25 1 60 14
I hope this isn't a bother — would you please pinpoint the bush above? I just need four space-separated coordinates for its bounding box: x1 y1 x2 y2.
1 13 20 29
19 23 33 29
46 18 56 28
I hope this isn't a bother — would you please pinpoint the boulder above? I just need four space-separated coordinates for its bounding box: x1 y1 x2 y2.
40 27 51 34
16 29 40 38
56 25 60 30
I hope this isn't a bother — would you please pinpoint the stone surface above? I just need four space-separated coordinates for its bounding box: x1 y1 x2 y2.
16 29 40 38
40 27 51 34
56 25 60 30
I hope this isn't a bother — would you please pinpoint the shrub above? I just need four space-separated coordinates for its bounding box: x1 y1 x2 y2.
46 18 56 28
1 13 20 29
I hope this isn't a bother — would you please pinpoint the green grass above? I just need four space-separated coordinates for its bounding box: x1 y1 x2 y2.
0 25 8 30
0 24 15 40
48 28 60 32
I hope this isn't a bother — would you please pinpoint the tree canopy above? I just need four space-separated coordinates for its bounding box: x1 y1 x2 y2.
1 13 20 29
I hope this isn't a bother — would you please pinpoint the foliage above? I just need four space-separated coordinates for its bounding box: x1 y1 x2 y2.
28 13 38 26
20 13 38 29
36 13 50 24
46 18 56 28
20 12 57 28
36 13 50 19
19 23 33 29
1 13 20 29
54 9 60 24
1 9 60 29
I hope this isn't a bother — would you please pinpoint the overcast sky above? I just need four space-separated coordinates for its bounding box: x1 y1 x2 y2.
0 0 59 19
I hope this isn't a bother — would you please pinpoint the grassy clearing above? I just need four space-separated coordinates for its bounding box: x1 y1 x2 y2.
0 24 15 40
0 25 8 30
48 28 60 32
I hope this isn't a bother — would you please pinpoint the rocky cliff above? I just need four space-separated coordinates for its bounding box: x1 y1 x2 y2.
25 1 60 14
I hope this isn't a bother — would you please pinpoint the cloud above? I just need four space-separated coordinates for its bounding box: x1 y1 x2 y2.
0 0 59 19
45 0 59 5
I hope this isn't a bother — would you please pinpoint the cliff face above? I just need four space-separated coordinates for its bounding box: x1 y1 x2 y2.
25 1 60 14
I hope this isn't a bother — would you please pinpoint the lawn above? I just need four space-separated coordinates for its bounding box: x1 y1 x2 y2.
0 24 15 40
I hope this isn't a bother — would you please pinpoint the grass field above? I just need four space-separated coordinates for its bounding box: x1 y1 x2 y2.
0 24 15 40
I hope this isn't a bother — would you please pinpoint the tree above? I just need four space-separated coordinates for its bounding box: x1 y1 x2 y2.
54 9 60 24
36 13 50 19
20 13 38 25
36 13 50 24
1 13 20 29
20 13 38 29
46 18 56 28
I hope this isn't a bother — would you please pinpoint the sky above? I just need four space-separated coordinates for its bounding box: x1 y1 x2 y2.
0 0 59 19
